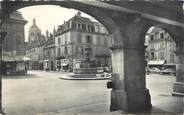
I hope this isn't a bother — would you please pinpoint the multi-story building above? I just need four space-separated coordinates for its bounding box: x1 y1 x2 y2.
25 19 45 70
43 30 56 71
146 27 176 69
55 12 111 71
1 11 27 75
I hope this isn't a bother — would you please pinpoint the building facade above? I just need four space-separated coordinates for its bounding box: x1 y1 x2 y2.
1 11 27 75
146 27 176 69
55 12 111 71
43 31 56 71
25 19 45 70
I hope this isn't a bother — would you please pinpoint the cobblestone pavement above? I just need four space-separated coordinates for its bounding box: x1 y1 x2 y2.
2 71 183 115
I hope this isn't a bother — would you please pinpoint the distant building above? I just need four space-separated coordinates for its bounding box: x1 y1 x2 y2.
1 11 27 75
55 12 111 71
43 30 56 71
26 19 45 70
146 27 176 69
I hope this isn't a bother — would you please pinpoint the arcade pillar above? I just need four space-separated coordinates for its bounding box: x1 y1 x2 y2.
173 40 184 96
0 31 7 114
109 14 152 112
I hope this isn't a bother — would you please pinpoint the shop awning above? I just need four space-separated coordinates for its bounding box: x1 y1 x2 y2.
23 56 31 61
14 56 24 61
2 55 15 61
148 60 165 65
2 55 28 62
164 63 176 66
61 63 68 66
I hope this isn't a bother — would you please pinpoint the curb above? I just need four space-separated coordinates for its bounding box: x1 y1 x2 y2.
60 76 110 80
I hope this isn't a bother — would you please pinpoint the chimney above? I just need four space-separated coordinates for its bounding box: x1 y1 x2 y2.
33 18 36 25
77 12 81 17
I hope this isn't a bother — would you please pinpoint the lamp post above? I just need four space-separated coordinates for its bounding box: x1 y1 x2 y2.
0 31 7 114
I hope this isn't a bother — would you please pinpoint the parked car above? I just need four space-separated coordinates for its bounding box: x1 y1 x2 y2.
103 67 111 73
150 67 161 73
160 68 176 75
145 68 150 75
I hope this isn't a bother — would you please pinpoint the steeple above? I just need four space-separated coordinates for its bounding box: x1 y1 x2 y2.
33 18 36 25
53 26 56 35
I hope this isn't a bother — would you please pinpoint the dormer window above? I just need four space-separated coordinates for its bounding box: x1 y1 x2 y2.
82 24 86 31
72 22 76 29
31 32 34 36
78 23 81 30
150 35 154 40
160 32 164 39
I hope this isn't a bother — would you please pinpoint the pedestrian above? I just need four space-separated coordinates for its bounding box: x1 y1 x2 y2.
46 66 49 72
57 64 61 71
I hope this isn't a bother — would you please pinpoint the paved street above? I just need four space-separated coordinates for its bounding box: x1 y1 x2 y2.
2 71 183 115
3 71 110 115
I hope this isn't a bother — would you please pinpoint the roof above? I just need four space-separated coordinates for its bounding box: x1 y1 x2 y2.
148 60 165 65
9 11 27 22
56 12 94 35
69 15 94 24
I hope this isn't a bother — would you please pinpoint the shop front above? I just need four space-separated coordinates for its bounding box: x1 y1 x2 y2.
2 55 27 75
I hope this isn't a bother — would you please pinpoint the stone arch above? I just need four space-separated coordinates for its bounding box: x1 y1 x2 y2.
146 21 183 43
0 1 124 113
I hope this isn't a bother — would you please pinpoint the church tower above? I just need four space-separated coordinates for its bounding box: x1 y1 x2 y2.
28 18 41 42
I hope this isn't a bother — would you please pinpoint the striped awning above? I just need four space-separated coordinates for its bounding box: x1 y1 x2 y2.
2 55 15 61
2 55 25 61
148 60 165 65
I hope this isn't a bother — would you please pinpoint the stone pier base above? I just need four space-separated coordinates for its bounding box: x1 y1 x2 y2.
110 89 152 112
172 82 184 96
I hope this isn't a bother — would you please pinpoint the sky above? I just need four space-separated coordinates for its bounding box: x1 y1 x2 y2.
18 5 95 42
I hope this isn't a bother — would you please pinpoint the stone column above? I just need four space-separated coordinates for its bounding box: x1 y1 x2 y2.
0 35 2 114
109 14 151 112
0 31 7 114
172 40 184 96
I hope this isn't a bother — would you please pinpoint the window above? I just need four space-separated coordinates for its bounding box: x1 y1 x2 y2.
150 35 154 40
160 33 164 39
97 36 101 45
85 47 92 57
91 26 95 32
151 52 154 60
104 37 108 46
77 33 82 43
160 42 165 49
57 48 61 57
159 52 164 60
67 22 70 29
88 25 91 32
170 54 175 63
31 32 34 36
78 23 81 30
76 46 83 55
65 34 67 44
58 37 61 44
82 24 86 31
72 22 76 29
47 50 50 57
64 47 68 55
97 25 100 33
86 35 92 43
